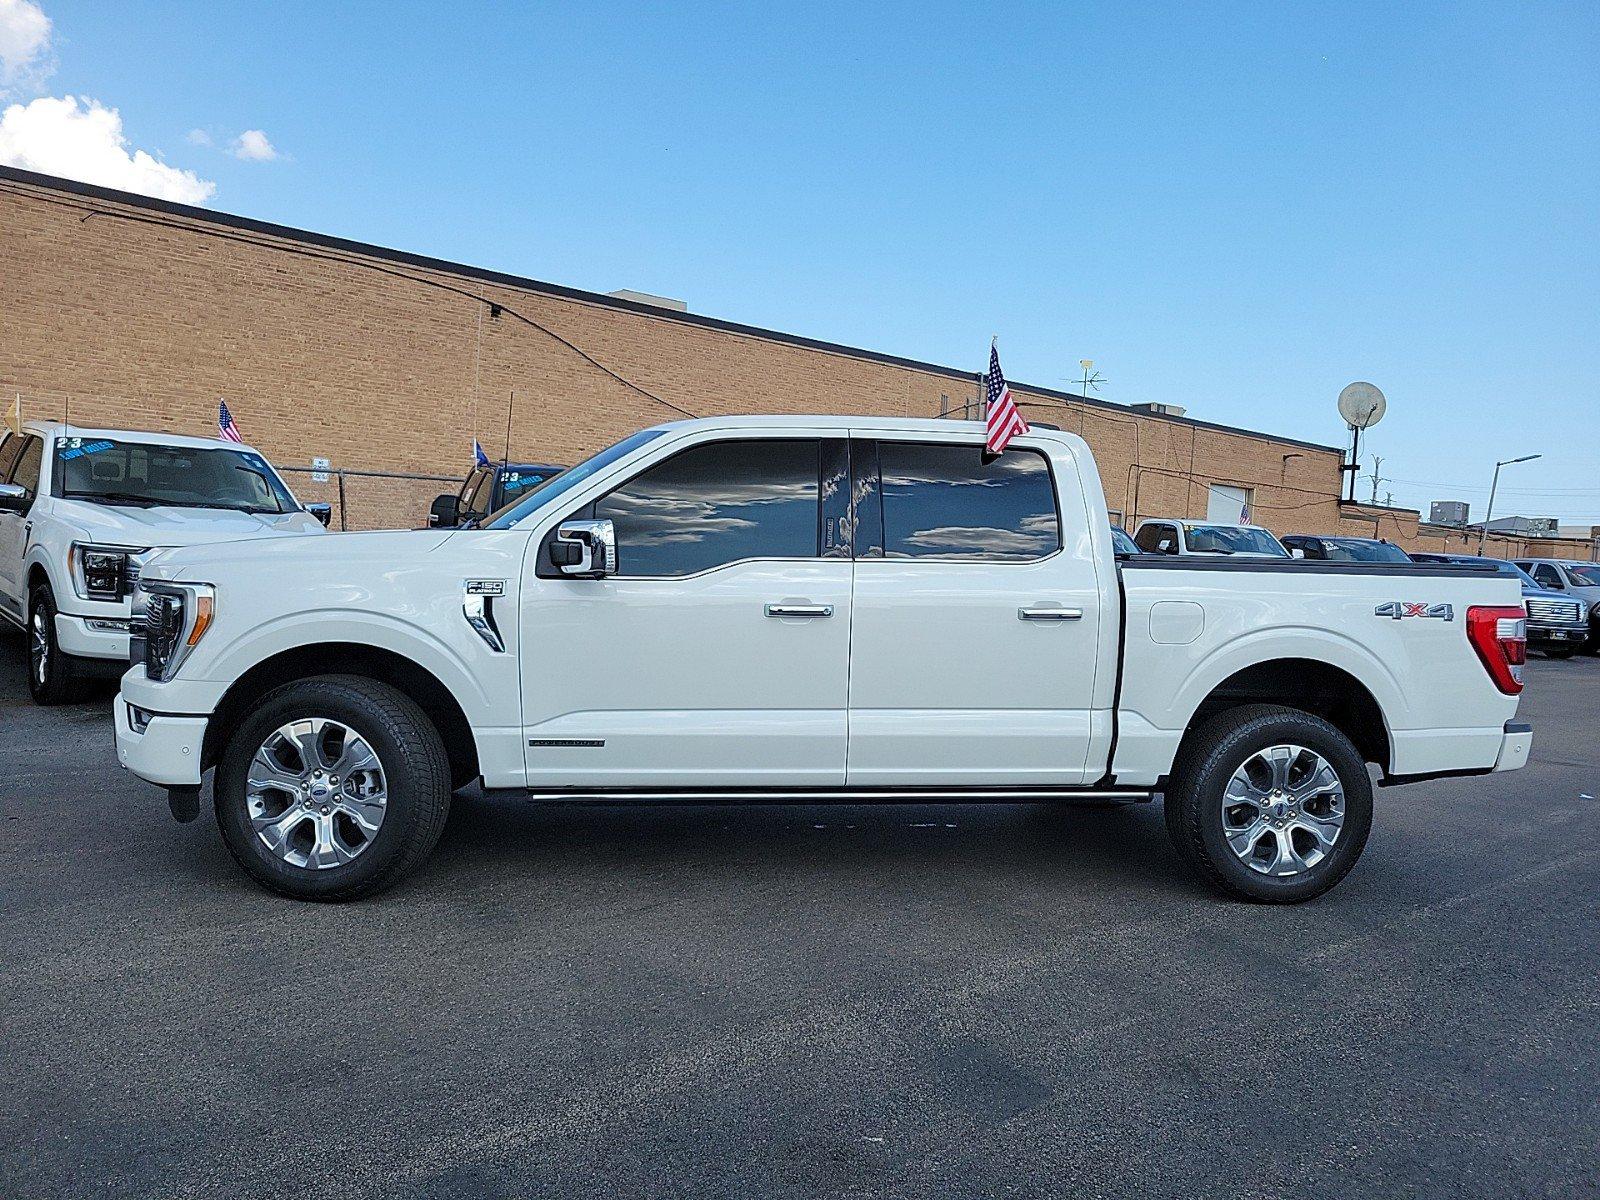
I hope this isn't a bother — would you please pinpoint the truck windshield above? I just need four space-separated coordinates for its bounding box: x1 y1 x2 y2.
1321 538 1411 563
484 429 665 529
1185 525 1288 556
54 437 297 513
1567 564 1600 586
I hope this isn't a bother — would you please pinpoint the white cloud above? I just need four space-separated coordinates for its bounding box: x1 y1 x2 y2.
0 0 52 92
0 95 215 203
231 128 277 161
185 127 212 146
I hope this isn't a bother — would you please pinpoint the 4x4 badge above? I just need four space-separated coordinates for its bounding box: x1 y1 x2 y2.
1375 601 1454 621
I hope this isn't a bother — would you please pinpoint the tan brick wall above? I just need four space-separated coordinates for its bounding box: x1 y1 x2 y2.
3 171 1595 562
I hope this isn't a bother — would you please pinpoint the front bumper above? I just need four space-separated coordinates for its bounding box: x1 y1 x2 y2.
114 697 206 786
1527 620 1590 647
55 611 133 661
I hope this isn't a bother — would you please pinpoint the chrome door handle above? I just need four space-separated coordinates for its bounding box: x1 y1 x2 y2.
1019 607 1083 621
765 604 833 618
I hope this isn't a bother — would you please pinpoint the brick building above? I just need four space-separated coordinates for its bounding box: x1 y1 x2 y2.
1 165 1591 561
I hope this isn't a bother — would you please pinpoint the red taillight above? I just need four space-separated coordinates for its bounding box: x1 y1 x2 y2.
1466 605 1527 695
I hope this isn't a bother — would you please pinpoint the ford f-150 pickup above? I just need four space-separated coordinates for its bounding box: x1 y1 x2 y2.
0 421 326 705
113 416 1532 903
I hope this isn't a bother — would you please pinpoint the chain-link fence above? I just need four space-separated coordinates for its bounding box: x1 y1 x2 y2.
276 465 467 531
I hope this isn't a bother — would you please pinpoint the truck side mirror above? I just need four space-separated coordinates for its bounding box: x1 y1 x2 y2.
306 502 332 527
429 493 459 528
0 482 27 514
550 519 616 578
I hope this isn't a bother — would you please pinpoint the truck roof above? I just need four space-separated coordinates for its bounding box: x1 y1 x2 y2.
21 419 264 454
645 414 1082 442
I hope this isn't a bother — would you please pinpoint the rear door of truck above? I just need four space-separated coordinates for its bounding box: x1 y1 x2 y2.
844 431 1108 786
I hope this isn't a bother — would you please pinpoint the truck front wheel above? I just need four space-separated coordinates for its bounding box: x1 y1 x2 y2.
1164 705 1373 903
27 583 91 706
215 675 451 901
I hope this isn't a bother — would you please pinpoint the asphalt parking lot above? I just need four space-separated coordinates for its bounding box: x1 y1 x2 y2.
2 636 1597 1200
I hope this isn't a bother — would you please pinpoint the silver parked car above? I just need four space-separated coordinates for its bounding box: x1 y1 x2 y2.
1515 559 1600 654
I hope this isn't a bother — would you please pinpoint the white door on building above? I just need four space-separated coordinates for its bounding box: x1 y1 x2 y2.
1206 483 1252 524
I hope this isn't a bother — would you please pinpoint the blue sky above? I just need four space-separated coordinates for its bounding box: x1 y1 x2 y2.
5 1 1598 521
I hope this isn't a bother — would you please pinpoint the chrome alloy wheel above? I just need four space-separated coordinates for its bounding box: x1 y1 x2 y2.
1221 744 1346 877
246 718 388 869
30 607 48 686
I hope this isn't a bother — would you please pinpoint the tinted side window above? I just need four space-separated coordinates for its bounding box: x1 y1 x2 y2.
0 433 20 481
458 468 492 519
876 442 1059 561
1134 524 1169 553
10 437 43 495
596 439 821 577
1534 565 1562 588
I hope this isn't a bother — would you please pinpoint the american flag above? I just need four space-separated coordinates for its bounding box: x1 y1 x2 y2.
217 399 243 443
473 438 490 467
984 343 1029 455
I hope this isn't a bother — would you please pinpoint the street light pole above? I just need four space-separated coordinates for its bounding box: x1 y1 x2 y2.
1478 454 1542 555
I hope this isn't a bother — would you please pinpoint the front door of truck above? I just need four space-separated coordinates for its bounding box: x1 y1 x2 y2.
0 435 42 620
844 436 1105 786
518 434 851 789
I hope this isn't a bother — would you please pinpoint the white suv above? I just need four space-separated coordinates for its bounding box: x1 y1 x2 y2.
0 421 327 704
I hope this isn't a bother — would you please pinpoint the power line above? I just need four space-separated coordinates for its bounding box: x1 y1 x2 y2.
0 181 700 421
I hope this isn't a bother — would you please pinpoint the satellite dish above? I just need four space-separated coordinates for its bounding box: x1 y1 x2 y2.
1338 382 1387 429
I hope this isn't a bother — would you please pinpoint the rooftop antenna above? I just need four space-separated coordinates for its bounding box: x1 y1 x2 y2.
502 388 515 466
1337 382 1386 503
1075 359 1107 397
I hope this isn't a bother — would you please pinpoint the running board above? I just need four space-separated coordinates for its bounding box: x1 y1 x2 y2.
512 787 1154 804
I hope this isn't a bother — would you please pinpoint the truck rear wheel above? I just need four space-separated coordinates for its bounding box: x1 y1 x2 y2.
1164 704 1373 903
215 675 451 901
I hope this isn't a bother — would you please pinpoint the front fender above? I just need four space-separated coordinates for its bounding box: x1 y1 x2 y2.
193 608 503 727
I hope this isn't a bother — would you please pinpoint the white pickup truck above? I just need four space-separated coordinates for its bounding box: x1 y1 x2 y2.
113 416 1532 903
0 421 326 704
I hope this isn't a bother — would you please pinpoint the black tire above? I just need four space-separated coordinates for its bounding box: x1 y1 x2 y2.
1163 704 1373 903
27 583 92 705
215 675 451 901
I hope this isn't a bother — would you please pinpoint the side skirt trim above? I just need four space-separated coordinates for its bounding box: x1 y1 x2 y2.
508 786 1155 804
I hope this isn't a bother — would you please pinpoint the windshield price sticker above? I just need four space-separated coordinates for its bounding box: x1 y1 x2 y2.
59 439 114 460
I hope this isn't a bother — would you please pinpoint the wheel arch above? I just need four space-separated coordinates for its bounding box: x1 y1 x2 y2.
26 558 53 598
1177 658 1393 772
200 643 480 789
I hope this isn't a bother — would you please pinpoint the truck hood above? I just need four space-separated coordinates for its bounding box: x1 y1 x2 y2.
138 528 458 584
63 501 325 549
1521 584 1584 604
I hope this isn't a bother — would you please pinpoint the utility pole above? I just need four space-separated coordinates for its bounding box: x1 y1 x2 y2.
1367 455 1384 505
1478 454 1542 555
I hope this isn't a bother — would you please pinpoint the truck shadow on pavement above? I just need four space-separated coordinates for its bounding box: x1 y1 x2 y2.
420 788 1201 902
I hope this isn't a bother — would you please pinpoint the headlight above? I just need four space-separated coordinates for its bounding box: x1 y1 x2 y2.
69 543 146 601
131 582 215 682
